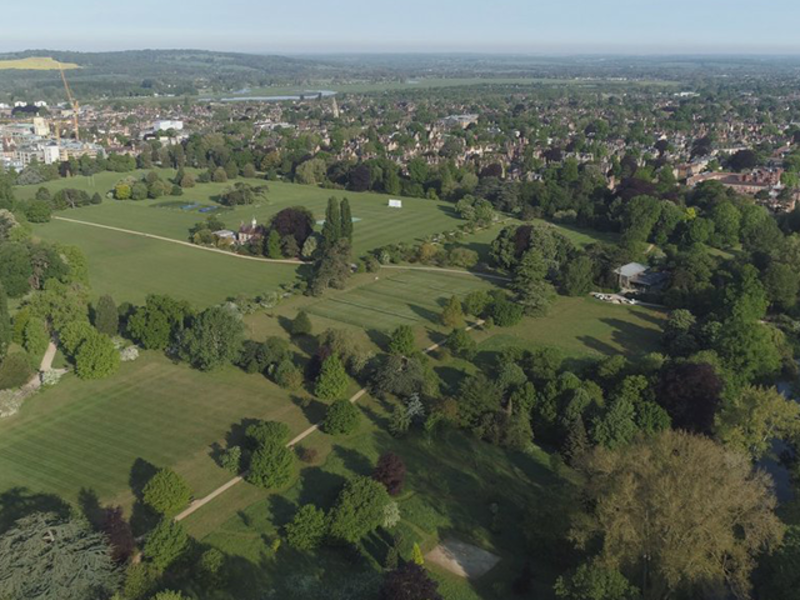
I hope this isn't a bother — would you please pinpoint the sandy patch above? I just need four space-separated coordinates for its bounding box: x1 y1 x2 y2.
425 538 501 579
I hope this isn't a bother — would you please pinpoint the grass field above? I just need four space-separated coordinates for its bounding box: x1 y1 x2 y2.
0 352 319 510
32 217 301 306
21 169 465 256
474 296 665 363
0 56 80 70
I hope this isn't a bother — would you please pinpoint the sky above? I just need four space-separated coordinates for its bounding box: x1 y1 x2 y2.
4 0 800 55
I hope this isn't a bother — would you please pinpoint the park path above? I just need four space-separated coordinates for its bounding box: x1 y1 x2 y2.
174 321 484 522
52 216 303 266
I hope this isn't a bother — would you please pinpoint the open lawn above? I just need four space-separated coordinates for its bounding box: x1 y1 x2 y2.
473 296 665 363
0 352 316 510
20 169 465 256
31 217 301 306
0 56 80 70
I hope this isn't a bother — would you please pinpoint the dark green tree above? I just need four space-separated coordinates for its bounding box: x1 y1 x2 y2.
315 354 349 400
322 197 342 249
292 311 312 336
180 306 245 371
0 512 119 600
440 295 466 328
328 476 390 543
94 294 119 337
144 519 189 571
142 467 192 517
0 281 10 360
340 197 353 241
323 399 362 435
285 504 328 551
388 325 416 356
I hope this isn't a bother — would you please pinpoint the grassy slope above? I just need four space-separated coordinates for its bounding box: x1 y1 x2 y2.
21 170 463 256
0 352 317 509
32 217 301 307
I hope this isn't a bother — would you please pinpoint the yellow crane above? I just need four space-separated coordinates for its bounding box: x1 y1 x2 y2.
58 64 80 141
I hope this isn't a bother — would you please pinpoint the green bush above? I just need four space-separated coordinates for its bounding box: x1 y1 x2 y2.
142 468 192 517
314 354 349 400
246 444 294 489
143 519 188 571
322 399 362 435
0 352 34 390
285 504 328 551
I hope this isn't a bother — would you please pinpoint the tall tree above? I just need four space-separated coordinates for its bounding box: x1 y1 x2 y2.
340 197 353 241
380 562 443 600
322 197 342 249
0 512 119 600
179 306 244 371
0 281 10 360
94 295 119 337
571 430 783 600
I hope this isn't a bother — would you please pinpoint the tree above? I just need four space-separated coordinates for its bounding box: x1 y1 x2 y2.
101 506 135 564
127 295 192 350
94 294 119 337
571 430 784 600
0 243 33 297
322 197 342 249
180 306 244 370
554 561 639 600
265 229 282 259
309 239 352 295
323 399 361 435
755 525 800 600
143 467 192 517
728 149 758 172
412 542 424 565
380 562 443 600
340 197 353 241
0 281 10 360
388 325 416 356
247 443 294 489
74 331 120 380
764 262 799 311
561 255 595 296
446 328 477 360
373 452 406 496
285 504 328 551
152 592 189 600
328 476 391 543
655 362 723 435
292 311 312 336
315 354 349 400
0 512 119 600
440 295 465 328
212 166 228 183
144 519 188 571
513 249 556 316
716 386 800 459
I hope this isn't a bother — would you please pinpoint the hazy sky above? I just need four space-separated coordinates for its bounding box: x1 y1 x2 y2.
4 0 800 54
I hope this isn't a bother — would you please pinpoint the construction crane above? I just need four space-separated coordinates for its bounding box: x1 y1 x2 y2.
58 64 80 142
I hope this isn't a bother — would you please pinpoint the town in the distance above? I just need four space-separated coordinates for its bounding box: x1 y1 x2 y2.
1 30 800 600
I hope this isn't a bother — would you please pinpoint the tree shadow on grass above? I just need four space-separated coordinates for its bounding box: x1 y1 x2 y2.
291 394 328 425
268 495 297 529
296 466 348 510
332 445 373 477
408 304 439 324
366 329 390 352
225 417 263 449
129 458 159 500
360 404 390 431
78 487 104 529
0 487 70 535
577 335 618 357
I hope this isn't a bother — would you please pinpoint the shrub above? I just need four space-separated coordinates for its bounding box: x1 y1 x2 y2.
0 352 34 390
144 519 188 571
285 504 328 551
446 328 477 360
220 445 242 474
388 325 416 356
142 468 192 517
292 311 313 336
315 354 349 400
328 476 391 543
323 399 362 435
247 444 294 489
273 358 303 390
372 452 407 496
245 420 291 451
74 333 120 380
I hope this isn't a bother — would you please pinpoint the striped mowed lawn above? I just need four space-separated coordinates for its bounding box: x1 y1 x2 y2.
32 217 302 307
301 270 493 331
0 353 315 509
21 169 464 256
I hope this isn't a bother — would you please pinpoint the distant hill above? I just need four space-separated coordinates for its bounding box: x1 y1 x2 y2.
0 56 80 71
0 49 331 101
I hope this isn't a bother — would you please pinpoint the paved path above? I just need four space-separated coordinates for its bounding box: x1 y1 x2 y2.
175 320 484 522
52 216 303 266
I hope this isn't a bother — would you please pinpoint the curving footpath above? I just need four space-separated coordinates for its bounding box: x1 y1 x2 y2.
174 321 483 522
